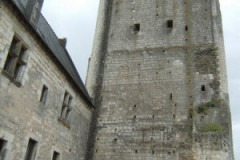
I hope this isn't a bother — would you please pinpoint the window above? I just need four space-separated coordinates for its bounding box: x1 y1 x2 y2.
167 20 173 28
52 151 60 160
0 138 7 160
60 91 73 122
25 138 38 160
40 85 48 104
3 36 27 85
201 85 206 91
133 23 140 32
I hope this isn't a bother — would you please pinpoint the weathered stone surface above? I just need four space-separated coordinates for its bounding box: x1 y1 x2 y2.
0 1 92 160
86 0 234 159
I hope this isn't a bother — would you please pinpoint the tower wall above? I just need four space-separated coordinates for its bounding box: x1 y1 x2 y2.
86 0 233 159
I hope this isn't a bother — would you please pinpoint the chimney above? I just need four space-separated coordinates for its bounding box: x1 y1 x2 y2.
25 0 44 24
58 38 67 48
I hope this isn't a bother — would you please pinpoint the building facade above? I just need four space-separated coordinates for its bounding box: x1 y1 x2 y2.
0 0 93 160
86 0 234 160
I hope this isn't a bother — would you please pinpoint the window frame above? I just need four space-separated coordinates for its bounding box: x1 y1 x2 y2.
2 35 28 87
58 91 73 128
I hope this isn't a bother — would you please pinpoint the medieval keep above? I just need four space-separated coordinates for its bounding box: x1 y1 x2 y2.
86 0 234 159
0 0 234 160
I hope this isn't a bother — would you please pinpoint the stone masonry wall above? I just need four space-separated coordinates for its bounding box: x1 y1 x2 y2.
87 0 233 159
0 1 92 160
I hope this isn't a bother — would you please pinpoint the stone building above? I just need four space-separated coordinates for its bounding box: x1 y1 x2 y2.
0 0 234 160
0 0 93 160
86 0 234 160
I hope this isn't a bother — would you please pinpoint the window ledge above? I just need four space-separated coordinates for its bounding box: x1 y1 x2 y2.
1 70 22 87
58 117 70 129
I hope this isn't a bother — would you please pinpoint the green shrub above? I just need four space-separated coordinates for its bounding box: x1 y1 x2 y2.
196 100 219 114
197 105 208 114
189 107 194 118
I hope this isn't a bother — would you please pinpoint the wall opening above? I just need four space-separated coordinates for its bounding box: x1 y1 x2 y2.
24 138 38 160
201 85 206 91
52 151 60 160
185 25 188 31
0 138 7 159
167 20 173 28
133 23 140 32
170 93 173 100
40 85 48 104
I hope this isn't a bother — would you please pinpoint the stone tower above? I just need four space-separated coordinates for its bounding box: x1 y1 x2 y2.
86 0 234 159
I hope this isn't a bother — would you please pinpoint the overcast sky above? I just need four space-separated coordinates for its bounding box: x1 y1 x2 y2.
41 0 239 159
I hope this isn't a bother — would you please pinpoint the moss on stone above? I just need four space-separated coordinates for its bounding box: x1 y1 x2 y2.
203 123 224 132
196 100 219 114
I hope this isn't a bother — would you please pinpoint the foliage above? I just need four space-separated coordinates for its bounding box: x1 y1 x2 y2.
203 123 224 132
189 107 194 118
196 100 219 114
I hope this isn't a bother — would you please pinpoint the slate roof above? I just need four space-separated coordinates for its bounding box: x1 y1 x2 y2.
9 0 93 107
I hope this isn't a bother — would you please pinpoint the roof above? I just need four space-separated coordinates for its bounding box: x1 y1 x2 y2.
9 0 94 108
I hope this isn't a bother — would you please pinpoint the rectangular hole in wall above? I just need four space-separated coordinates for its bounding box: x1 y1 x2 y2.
170 93 173 100
0 138 7 159
185 25 188 31
52 151 60 160
133 23 140 32
167 20 173 28
40 85 48 104
201 85 206 91
25 138 38 160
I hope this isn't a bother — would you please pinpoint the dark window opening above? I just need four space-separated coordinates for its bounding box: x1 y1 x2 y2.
133 23 140 32
0 138 7 160
201 85 206 91
3 36 27 83
170 93 173 100
60 91 73 122
52 151 60 160
40 85 48 104
25 138 38 160
167 20 173 28
185 25 188 31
